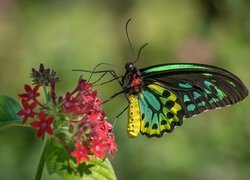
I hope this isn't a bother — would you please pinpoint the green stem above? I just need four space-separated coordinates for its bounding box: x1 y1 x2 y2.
35 135 48 180
43 86 49 103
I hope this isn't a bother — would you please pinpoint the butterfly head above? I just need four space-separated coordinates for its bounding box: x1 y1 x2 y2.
125 63 137 73
122 63 143 93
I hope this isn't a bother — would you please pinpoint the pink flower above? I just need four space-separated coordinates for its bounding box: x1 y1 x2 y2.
17 100 38 123
30 111 54 137
62 92 77 112
91 137 109 159
18 84 40 101
18 64 117 165
71 141 90 164
88 112 102 121
68 80 117 163
71 78 91 94
107 137 117 157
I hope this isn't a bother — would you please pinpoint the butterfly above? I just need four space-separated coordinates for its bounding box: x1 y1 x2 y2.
112 62 248 138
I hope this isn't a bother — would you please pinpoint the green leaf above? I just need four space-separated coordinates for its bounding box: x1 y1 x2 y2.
45 137 70 175
80 158 117 180
0 95 22 127
45 138 116 180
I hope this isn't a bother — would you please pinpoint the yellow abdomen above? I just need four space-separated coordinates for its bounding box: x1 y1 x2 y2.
127 95 141 138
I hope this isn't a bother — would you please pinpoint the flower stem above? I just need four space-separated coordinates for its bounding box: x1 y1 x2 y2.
43 86 49 103
35 135 48 180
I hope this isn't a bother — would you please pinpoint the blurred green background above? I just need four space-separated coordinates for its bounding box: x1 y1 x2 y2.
0 0 250 179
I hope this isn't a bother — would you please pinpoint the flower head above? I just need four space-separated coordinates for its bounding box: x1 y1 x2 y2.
107 137 117 156
71 77 91 94
91 137 110 159
17 100 38 123
17 64 117 168
62 92 77 112
30 111 54 137
18 84 40 101
67 79 117 163
31 64 59 86
71 141 90 164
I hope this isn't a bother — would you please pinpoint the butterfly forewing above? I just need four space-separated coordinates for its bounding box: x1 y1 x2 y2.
141 63 248 119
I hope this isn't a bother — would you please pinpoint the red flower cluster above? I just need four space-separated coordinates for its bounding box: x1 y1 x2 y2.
17 83 54 137
63 78 117 164
17 64 117 165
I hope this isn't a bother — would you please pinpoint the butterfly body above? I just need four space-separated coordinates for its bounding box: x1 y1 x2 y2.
121 62 248 138
127 94 141 138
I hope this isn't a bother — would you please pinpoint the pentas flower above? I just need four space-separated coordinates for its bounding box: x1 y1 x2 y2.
18 84 40 101
91 137 110 159
71 141 90 163
71 78 91 94
17 100 38 123
62 92 77 112
17 64 117 167
30 111 54 137
107 137 117 156
66 78 117 163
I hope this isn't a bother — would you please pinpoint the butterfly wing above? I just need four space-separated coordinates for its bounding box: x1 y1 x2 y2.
137 82 185 137
135 63 248 137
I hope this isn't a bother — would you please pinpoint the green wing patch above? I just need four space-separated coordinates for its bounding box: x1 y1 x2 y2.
138 83 184 137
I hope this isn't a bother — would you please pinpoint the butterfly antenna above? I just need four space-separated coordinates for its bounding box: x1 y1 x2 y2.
126 18 135 56
132 43 148 64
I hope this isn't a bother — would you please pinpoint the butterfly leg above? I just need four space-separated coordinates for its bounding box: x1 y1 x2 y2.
92 71 109 84
95 69 121 85
93 74 123 86
109 105 129 136
87 62 120 82
101 90 125 104
90 70 121 85
73 69 122 85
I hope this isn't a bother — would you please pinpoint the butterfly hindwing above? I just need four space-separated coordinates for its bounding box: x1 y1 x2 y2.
137 82 185 137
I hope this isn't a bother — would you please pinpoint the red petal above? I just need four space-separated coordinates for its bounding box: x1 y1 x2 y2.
81 155 90 163
38 111 46 121
22 116 29 124
46 126 53 135
75 141 82 149
77 79 87 90
17 110 24 116
21 100 29 108
84 83 92 90
71 151 78 160
18 94 28 99
24 84 32 92
46 117 54 124
30 121 41 127
65 92 71 101
37 128 45 137
30 101 38 109
33 84 40 92
34 92 40 97
88 113 101 120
